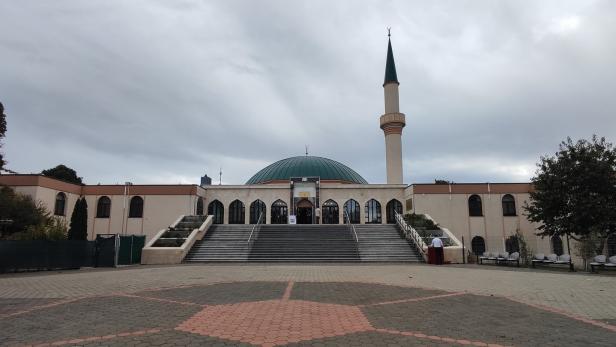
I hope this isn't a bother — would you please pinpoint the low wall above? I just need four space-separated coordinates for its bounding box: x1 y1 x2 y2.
141 216 213 265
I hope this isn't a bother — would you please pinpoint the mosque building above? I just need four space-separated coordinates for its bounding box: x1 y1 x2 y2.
0 36 562 263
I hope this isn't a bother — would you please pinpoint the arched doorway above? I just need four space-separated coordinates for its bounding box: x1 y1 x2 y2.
208 200 224 224
249 199 266 224
229 200 245 224
296 199 314 224
386 199 402 224
343 199 360 224
471 236 486 256
271 200 288 224
365 199 382 224
322 199 339 224
551 235 564 256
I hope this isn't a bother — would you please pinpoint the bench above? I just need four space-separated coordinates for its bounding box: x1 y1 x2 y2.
479 252 498 265
497 252 520 267
479 252 519 267
590 255 616 273
532 253 574 272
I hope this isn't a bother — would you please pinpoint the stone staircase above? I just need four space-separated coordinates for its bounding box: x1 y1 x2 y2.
355 224 423 262
184 223 423 263
185 225 252 262
248 225 359 262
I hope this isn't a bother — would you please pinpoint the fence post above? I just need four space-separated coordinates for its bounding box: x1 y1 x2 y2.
462 236 466 264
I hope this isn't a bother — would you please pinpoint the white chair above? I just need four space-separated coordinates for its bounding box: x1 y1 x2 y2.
605 256 616 268
590 255 606 273
543 253 558 263
531 253 545 267
479 252 490 264
506 252 520 267
555 254 571 264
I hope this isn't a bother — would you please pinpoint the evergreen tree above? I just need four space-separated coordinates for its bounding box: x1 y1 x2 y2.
0 102 7 170
68 197 88 240
524 136 616 254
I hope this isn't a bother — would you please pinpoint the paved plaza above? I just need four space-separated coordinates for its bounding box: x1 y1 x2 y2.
1 264 615 346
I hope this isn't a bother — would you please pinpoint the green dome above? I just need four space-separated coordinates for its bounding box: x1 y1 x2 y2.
246 156 368 184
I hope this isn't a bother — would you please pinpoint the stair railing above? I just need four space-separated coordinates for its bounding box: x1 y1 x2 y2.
247 211 263 243
395 211 427 261
344 210 359 243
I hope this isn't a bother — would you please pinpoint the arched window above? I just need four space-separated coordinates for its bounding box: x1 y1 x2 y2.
343 199 360 224
607 234 616 257
502 194 516 216
551 235 564 256
271 199 288 224
471 236 486 255
54 192 66 216
229 200 245 224
196 197 204 215
365 199 382 224
250 199 266 224
468 195 483 217
322 199 339 224
208 200 224 224
128 196 143 218
505 235 520 253
96 196 111 218
386 199 403 224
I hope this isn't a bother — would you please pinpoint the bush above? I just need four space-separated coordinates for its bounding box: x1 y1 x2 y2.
404 213 440 233
9 217 67 241
0 185 48 237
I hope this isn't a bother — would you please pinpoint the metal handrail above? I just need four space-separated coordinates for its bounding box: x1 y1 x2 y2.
247 211 263 243
395 212 427 260
344 210 359 243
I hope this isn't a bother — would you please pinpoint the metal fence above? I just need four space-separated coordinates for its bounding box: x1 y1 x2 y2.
0 240 95 272
0 234 146 272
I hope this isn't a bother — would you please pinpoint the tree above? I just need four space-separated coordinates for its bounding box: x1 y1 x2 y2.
524 136 616 254
41 164 83 185
0 101 6 170
0 185 48 237
68 197 88 240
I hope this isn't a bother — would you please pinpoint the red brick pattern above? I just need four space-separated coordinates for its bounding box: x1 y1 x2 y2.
176 299 372 346
5 280 615 347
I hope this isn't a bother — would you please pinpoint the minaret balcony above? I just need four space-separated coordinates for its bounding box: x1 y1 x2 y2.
380 112 406 131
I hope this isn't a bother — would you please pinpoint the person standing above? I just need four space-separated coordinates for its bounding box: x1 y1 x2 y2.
431 237 444 265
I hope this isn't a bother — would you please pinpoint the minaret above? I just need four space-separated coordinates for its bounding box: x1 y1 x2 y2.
380 31 406 184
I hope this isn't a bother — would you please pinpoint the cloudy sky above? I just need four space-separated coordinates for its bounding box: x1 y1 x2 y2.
1 0 615 185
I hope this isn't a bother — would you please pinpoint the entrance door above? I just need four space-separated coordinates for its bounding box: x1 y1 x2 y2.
296 199 313 224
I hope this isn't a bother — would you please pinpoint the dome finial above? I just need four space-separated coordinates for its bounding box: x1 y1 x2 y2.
305 145 309 156
387 27 391 37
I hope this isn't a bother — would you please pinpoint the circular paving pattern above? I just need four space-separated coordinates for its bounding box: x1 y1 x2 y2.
1 281 615 346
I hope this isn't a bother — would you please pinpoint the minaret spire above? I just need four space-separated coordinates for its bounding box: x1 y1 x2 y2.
379 31 406 184
384 29 399 86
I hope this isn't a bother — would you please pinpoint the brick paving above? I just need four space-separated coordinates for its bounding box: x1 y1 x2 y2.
0 265 615 346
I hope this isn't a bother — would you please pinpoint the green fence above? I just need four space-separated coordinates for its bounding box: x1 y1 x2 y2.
118 235 146 265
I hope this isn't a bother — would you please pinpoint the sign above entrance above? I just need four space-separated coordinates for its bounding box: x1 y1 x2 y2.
293 182 316 198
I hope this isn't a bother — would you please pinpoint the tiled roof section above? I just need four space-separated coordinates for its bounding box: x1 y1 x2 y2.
246 156 368 185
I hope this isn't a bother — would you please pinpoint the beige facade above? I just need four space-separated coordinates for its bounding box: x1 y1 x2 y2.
0 175 206 242
1 175 550 255
408 183 564 262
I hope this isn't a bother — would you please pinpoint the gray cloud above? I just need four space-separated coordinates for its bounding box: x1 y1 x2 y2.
1 0 614 185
